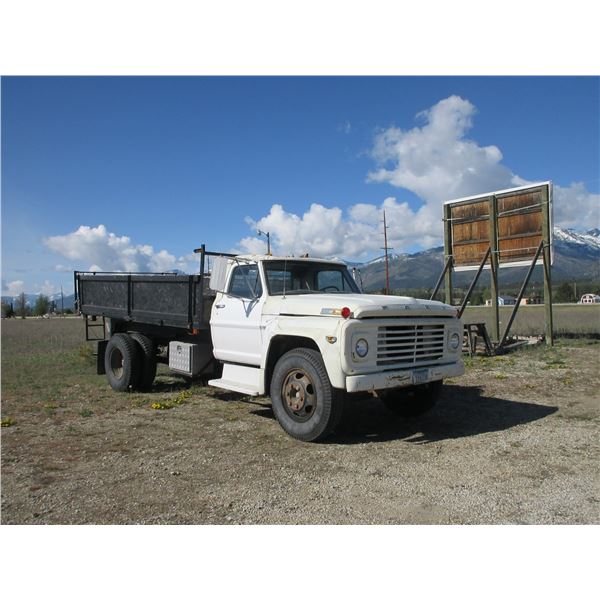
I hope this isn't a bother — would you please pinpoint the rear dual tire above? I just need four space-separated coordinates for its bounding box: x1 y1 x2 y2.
129 332 157 391
105 333 141 392
104 332 156 392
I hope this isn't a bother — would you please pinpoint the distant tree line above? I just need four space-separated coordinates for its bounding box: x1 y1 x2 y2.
1 293 73 318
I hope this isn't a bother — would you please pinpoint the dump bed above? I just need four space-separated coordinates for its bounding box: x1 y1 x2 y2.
75 272 214 330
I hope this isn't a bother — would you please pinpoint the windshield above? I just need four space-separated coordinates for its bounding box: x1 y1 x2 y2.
263 261 360 295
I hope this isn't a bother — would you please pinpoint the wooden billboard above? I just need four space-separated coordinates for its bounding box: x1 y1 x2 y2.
445 182 553 271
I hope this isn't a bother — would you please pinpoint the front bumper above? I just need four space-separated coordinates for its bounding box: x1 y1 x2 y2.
345 360 464 393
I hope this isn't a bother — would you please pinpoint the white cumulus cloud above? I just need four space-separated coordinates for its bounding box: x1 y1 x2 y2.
54 264 73 273
552 182 600 230
37 280 60 296
44 225 196 273
368 94 598 235
237 95 598 259
2 280 25 295
237 198 440 259
368 95 516 202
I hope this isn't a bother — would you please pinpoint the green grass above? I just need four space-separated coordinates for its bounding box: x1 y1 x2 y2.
0 318 200 422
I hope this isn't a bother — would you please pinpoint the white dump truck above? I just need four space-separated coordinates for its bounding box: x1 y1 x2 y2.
75 247 464 441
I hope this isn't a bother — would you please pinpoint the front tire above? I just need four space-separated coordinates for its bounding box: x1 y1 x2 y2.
271 348 343 442
380 380 442 417
104 333 141 392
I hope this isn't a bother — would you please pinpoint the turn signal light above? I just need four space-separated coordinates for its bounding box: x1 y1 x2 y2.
320 307 353 318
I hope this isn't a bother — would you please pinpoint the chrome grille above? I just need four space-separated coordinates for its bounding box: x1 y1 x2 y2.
377 323 445 367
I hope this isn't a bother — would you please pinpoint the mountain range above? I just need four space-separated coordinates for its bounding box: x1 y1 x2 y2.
2 227 599 307
350 227 600 292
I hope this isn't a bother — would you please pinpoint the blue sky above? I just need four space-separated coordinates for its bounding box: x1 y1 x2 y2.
1 76 599 296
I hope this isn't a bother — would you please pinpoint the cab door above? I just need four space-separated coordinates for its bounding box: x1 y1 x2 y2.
210 262 265 366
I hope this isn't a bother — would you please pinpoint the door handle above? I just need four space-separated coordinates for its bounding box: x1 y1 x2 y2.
215 303 225 309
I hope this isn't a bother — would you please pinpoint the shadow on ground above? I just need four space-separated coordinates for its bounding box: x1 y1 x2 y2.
228 384 557 445
332 385 558 445
151 378 194 393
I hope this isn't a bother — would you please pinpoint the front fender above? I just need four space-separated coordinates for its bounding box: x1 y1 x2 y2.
262 316 346 389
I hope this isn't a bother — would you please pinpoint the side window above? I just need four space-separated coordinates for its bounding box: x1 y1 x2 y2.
317 270 345 291
228 265 263 299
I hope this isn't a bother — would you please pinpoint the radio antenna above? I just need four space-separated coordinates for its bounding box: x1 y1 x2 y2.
282 256 287 299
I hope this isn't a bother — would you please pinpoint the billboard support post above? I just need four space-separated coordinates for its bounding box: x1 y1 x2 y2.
457 246 491 319
488 194 500 344
443 203 453 306
541 184 554 346
499 240 544 347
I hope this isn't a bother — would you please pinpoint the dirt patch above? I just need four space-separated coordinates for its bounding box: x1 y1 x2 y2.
1 318 599 524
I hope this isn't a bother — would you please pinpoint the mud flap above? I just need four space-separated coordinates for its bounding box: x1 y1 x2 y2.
96 340 108 375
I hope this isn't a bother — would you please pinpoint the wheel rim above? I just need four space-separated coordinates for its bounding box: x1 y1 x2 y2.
109 347 124 379
282 368 317 422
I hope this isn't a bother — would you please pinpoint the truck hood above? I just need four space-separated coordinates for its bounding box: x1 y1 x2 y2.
264 293 456 318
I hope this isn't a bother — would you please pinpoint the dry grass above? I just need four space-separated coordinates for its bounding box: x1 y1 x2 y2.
0 317 195 425
463 304 600 336
2 316 599 525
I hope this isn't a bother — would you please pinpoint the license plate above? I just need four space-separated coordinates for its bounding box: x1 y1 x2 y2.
412 368 429 385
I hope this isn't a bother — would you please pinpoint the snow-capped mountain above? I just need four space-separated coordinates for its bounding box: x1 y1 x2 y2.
553 228 600 251
355 227 600 290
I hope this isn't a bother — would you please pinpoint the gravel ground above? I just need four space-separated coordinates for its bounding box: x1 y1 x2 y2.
2 339 599 524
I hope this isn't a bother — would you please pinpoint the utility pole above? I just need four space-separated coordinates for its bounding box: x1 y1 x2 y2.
381 210 393 295
61 285 64 317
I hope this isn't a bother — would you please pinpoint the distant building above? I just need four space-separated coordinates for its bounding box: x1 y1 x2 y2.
519 295 542 306
485 295 516 306
579 293 600 304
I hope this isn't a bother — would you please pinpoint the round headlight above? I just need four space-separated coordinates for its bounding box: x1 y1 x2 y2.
449 332 461 350
355 338 369 358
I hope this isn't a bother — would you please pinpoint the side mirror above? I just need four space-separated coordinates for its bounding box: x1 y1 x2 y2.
209 256 230 293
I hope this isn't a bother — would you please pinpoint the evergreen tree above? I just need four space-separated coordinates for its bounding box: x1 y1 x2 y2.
554 282 575 303
1 302 15 318
34 294 50 316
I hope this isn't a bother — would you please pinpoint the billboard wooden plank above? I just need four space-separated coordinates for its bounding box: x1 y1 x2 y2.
450 197 490 267
445 182 552 271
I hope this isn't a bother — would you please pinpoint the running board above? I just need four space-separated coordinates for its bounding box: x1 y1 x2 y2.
209 363 264 396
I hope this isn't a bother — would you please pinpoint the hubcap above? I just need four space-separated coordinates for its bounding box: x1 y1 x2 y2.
282 369 316 422
109 347 124 379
